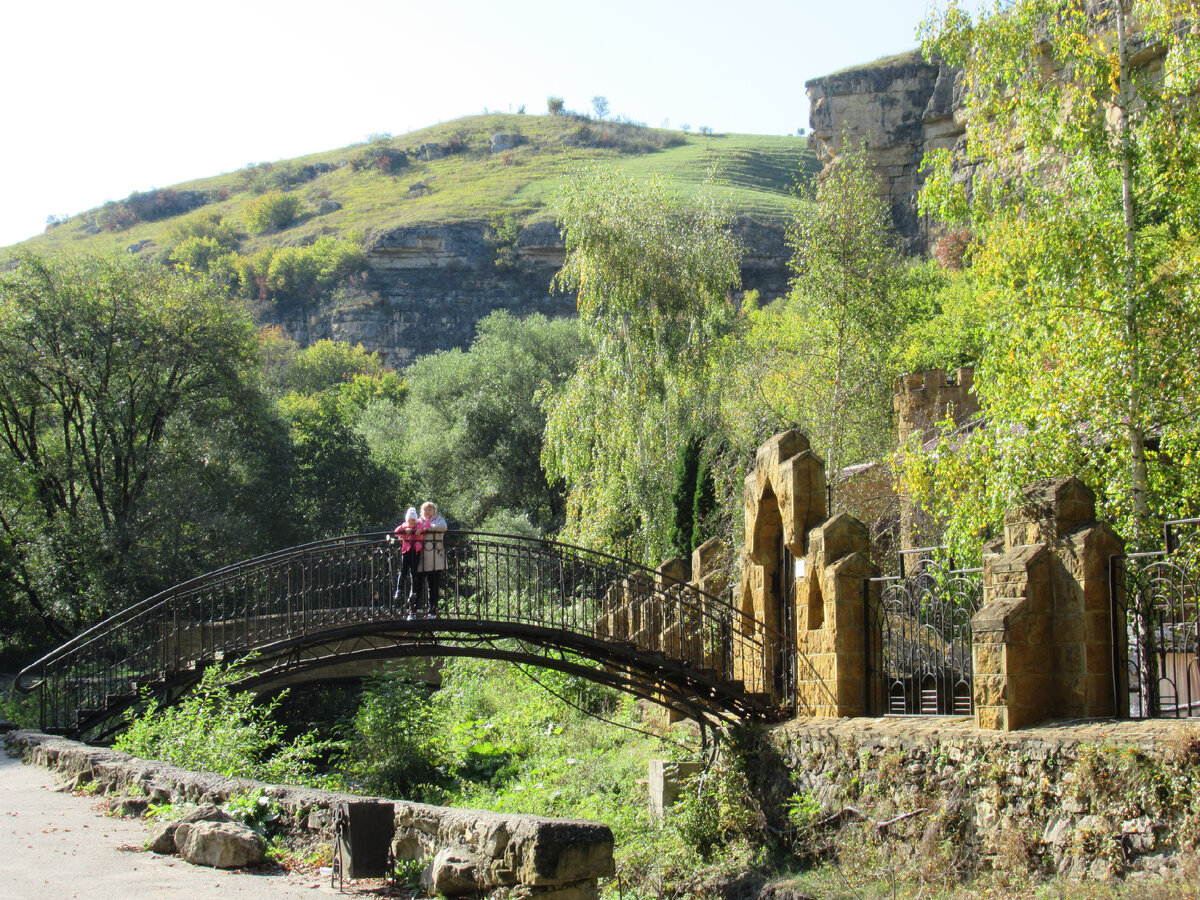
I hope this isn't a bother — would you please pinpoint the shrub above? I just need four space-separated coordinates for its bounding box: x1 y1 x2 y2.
168 211 239 251
342 666 446 801
114 663 334 785
547 96 565 115
238 161 319 194
244 191 305 234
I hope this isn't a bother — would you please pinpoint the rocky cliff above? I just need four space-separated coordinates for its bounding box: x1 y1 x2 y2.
263 219 792 367
806 50 965 253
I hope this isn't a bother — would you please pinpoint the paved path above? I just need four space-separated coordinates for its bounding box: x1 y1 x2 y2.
0 751 375 899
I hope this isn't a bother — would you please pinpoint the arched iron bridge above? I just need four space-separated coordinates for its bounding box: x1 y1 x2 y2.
16 532 792 739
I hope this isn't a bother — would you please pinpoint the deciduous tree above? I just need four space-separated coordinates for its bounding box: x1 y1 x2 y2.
910 0 1200 550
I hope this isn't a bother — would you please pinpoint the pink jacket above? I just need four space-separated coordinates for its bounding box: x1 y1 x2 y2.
393 520 428 554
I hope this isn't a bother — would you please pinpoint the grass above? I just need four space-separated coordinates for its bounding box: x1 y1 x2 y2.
8 113 817 261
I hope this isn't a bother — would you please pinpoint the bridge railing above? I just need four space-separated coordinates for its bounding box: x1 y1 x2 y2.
17 532 783 735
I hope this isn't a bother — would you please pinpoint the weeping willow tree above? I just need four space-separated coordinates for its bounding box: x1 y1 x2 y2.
541 168 743 563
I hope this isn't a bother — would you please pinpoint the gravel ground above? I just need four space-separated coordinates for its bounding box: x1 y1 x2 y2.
0 751 379 899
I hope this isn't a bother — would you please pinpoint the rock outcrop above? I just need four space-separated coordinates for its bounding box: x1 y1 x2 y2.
262 218 792 368
806 50 965 253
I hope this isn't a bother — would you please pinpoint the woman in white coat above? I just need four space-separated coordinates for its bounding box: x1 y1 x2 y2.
417 501 448 616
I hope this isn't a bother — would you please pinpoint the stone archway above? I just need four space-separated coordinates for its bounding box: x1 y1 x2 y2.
737 431 827 699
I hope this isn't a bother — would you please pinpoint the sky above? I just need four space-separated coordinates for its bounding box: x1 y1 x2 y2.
0 0 935 248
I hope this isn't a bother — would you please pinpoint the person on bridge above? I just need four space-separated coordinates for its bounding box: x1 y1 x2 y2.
418 501 448 617
391 507 428 617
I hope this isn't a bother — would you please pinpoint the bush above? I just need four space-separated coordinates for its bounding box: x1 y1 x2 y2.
341 666 446 801
168 211 239 251
244 191 305 234
238 161 321 194
114 663 334 785
251 237 367 306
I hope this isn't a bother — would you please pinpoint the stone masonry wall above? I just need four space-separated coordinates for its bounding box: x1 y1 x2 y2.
765 716 1200 884
4 730 614 900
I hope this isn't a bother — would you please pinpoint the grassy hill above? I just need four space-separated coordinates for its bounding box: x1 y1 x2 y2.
7 113 819 261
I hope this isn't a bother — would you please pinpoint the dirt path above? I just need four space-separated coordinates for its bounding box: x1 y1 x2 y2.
0 751 375 899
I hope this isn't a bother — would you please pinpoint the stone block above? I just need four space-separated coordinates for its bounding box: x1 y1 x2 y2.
647 760 702 819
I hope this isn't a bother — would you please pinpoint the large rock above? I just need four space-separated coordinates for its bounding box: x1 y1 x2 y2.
146 803 234 855
175 820 267 869
424 847 488 895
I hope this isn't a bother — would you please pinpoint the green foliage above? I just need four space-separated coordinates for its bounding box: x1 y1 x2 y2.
911 0 1200 552
342 666 445 801
668 437 702 561
725 144 910 519
244 190 305 234
397 311 586 532
543 168 742 562
488 212 520 270
238 161 319 194
279 390 401 536
246 238 367 307
222 789 284 836
288 339 385 394
547 96 565 115
0 254 271 650
674 760 762 864
115 663 334 785
168 210 239 250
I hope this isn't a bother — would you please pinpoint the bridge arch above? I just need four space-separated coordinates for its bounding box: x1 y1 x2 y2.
16 532 788 739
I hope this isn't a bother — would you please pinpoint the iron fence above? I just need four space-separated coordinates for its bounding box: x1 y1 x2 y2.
866 549 982 716
1112 518 1200 719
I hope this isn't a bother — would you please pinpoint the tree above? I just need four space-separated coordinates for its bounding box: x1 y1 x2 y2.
542 168 742 562
728 145 908 512
547 96 565 116
0 254 263 647
397 312 586 534
591 95 610 120
911 0 1200 550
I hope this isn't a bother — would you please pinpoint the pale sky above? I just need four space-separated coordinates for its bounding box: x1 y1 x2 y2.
1 0 934 248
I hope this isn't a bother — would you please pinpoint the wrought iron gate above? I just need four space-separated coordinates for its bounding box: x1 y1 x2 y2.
1112 518 1200 719
867 550 982 716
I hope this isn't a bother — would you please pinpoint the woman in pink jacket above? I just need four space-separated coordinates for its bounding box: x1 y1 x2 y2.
390 507 428 618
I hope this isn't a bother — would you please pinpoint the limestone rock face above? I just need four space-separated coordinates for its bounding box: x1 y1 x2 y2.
175 820 267 869
806 50 965 252
262 219 789 367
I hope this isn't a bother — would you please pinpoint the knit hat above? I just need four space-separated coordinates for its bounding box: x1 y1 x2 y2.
405 507 419 521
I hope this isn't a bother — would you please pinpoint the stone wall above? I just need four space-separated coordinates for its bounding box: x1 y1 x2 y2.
5 730 614 900
765 716 1200 883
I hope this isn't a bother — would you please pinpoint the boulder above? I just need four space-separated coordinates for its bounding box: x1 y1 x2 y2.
491 133 525 152
175 820 266 869
145 803 234 855
424 847 488 895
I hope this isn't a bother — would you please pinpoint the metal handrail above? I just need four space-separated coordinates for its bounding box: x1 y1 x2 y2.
17 531 788 735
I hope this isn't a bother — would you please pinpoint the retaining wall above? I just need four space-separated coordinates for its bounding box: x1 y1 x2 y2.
3 730 614 899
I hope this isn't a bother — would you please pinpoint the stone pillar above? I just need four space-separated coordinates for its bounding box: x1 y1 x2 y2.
647 759 703 820
971 477 1124 731
737 430 826 697
794 513 881 717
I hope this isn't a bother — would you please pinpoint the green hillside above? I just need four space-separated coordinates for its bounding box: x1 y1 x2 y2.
9 114 818 260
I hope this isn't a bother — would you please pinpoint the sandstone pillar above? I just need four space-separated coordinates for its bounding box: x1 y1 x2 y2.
794 513 881 717
737 430 826 698
972 477 1124 730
